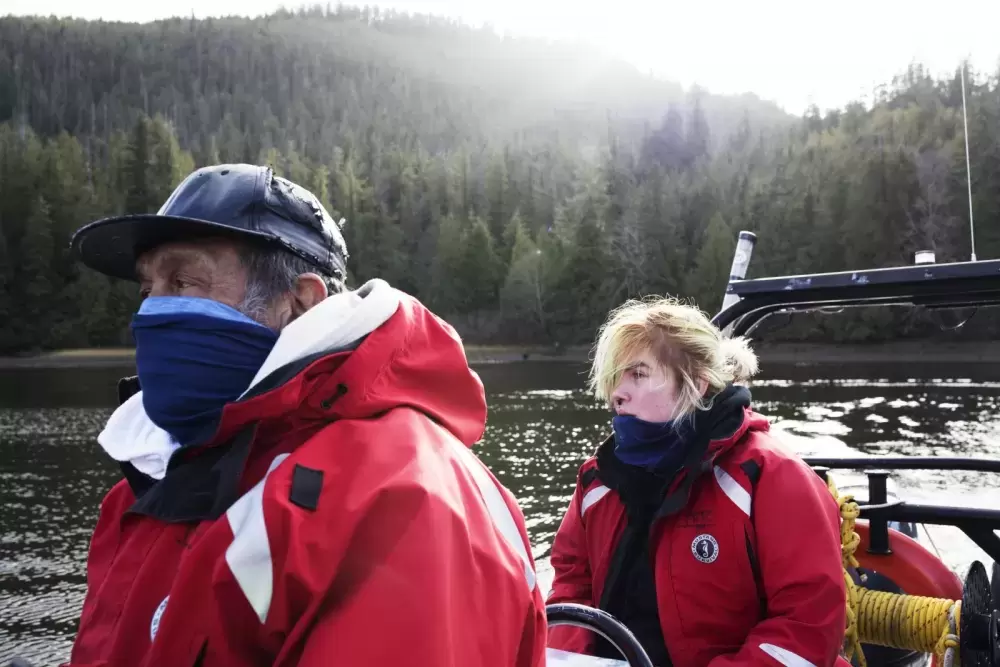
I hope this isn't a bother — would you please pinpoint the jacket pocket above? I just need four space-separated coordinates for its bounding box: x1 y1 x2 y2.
666 520 759 639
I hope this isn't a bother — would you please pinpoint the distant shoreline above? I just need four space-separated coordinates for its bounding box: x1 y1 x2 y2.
3 340 1000 369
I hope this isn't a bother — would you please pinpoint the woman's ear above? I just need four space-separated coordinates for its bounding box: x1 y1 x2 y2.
697 377 709 395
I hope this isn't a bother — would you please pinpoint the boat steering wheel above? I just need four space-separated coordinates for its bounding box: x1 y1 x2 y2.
546 603 655 667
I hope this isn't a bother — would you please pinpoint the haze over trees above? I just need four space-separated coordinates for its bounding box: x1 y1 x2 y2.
0 5 997 354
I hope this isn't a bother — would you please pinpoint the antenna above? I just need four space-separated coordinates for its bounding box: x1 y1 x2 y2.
961 59 977 261
720 231 757 311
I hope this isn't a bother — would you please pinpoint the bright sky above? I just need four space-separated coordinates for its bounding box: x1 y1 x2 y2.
5 0 1000 115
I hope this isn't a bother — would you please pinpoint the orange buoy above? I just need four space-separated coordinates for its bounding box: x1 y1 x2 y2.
853 521 962 600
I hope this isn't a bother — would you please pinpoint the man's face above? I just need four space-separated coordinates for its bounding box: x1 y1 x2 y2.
137 238 250 312
135 237 329 331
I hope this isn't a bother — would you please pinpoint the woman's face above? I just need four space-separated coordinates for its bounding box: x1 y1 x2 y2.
610 350 682 423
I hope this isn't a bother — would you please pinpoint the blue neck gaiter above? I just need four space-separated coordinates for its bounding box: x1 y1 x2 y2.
131 296 279 446
612 415 690 472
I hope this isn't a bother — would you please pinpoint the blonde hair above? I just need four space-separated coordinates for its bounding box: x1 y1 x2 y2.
588 296 759 421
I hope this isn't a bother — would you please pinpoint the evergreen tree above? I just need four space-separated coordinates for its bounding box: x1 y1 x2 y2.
124 116 154 214
500 217 548 339
454 216 502 315
16 196 55 350
686 212 733 315
0 216 15 352
0 11 999 352
550 191 612 343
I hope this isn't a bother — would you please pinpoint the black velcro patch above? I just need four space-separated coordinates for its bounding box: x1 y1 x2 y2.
289 464 324 511
117 375 141 405
740 459 762 486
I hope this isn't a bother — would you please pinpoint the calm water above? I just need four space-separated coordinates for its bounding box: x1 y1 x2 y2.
3 360 1000 664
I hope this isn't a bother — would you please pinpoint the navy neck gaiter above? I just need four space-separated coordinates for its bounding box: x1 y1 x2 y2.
612 414 690 472
131 296 279 446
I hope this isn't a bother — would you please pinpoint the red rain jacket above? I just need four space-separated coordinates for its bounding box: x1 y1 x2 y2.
547 407 850 667
65 293 547 667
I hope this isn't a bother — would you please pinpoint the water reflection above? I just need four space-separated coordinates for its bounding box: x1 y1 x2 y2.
2 360 1000 664
0 405 119 665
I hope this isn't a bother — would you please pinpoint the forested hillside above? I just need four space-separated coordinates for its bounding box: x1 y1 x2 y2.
0 6 998 354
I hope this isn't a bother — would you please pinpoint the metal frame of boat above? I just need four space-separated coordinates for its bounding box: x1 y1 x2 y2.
714 255 1000 337
711 239 1000 565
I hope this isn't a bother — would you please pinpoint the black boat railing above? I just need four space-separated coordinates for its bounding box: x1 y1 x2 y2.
805 456 1000 474
711 231 1000 338
710 234 1000 563
805 458 1000 563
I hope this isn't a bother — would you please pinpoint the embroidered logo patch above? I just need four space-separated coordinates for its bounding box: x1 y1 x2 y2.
150 595 169 642
691 534 719 563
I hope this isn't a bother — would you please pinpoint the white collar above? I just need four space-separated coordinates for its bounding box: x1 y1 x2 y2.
97 279 401 480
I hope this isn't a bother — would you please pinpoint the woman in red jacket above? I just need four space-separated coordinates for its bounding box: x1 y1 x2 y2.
547 297 849 667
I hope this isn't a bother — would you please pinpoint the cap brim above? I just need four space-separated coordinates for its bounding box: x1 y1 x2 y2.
71 214 276 281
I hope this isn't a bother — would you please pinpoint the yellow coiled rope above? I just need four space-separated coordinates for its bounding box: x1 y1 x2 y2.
826 475 961 667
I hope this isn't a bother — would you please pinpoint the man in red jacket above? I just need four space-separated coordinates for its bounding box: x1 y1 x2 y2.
60 164 548 667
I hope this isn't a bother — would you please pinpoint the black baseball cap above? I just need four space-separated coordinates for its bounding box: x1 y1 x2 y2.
70 163 349 281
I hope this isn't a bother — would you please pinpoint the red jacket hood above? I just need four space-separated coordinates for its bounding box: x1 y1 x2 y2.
213 285 488 448
97 280 487 481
